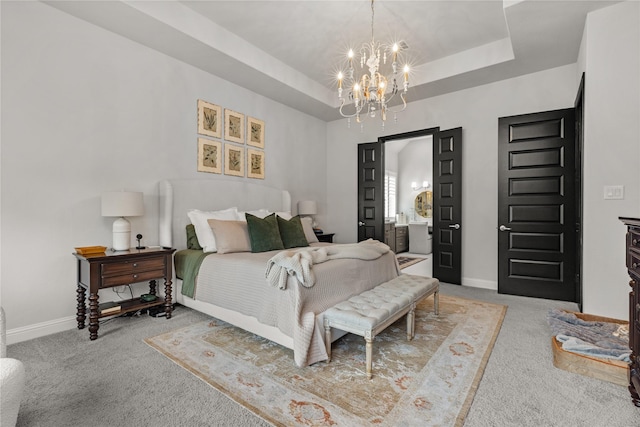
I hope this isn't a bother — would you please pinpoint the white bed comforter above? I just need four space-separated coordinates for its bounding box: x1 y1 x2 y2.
194 243 399 366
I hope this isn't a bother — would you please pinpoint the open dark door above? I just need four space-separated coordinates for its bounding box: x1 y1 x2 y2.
357 142 384 242
498 108 577 301
432 128 463 285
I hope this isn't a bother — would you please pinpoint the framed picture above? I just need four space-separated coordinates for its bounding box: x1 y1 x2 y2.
197 100 222 138
197 138 222 174
224 109 245 144
224 144 245 177
247 148 265 180
247 116 265 148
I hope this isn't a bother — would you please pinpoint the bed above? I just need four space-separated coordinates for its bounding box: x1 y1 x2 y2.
158 179 399 366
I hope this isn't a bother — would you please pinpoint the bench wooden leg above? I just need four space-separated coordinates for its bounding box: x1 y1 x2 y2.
365 336 373 379
407 305 415 340
324 321 332 362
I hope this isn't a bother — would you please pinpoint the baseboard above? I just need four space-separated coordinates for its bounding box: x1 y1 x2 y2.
6 315 77 345
462 277 497 290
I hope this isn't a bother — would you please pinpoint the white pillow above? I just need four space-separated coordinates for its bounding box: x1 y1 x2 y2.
275 211 292 220
236 209 270 221
187 207 238 252
300 216 319 243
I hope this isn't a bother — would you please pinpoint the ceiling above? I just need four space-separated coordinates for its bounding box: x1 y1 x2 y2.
44 0 618 121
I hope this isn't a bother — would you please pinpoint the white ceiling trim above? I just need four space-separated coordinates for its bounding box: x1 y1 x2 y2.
126 0 336 107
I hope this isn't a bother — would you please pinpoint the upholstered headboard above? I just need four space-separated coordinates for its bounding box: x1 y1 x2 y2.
158 179 291 250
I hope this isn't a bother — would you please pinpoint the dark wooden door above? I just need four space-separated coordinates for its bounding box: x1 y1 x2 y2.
498 108 577 301
432 128 463 285
357 142 384 242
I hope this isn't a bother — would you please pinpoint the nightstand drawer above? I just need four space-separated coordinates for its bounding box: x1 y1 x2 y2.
101 257 164 277
102 268 165 287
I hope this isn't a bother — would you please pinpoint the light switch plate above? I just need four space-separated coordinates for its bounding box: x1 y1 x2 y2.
604 185 624 200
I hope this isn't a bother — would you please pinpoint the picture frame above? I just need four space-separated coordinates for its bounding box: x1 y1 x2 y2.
197 100 222 139
247 148 265 180
224 144 245 177
247 116 265 148
197 138 222 174
224 109 245 144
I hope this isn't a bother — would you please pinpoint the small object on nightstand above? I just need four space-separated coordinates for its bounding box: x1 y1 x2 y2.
135 233 146 250
316 233 335 243
75 246 107 256
140 294 157 302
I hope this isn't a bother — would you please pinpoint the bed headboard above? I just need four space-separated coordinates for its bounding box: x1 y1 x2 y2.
158 179 291 249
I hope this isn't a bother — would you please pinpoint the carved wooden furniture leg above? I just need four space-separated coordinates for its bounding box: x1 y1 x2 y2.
324 321 332 362
407 304 415 340
149 279 157 297
164 278 173 319
88 293 99 340
365 335 373 380
76 285 86 329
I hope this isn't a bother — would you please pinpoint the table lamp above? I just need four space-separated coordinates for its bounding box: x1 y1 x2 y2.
298 200 318 228
101 191 144 251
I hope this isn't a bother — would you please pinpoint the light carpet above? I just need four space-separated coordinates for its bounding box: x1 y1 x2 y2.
145 295 506 427
397 256 427 269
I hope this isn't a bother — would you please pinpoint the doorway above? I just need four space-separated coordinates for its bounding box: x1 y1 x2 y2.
357 126 463 284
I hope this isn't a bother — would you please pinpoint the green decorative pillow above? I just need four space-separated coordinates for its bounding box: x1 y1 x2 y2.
186 224 203 250
277 215 309 249
245 213 285 253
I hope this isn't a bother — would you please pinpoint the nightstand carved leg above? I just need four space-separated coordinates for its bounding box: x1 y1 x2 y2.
149 279 157 296
88 293 99 340
76 285 86 329
164 278 173 319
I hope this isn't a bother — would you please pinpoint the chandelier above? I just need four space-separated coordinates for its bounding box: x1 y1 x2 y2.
337 0 410 129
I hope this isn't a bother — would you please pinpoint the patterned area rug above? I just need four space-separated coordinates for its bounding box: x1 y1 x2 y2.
145 295 506 426
397 256 427 269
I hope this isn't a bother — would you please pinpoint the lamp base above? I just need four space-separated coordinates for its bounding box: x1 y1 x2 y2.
112 217 131 251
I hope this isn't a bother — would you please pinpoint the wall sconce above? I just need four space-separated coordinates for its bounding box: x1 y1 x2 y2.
101 191 144 251
411 181 430 191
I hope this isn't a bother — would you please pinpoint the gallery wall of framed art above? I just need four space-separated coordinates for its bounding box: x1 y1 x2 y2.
196 99 265 180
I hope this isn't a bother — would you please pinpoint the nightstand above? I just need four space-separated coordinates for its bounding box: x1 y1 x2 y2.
73 247 176 340
316 233 335 243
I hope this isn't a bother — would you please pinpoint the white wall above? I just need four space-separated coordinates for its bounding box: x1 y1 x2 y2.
578 1 640 318
327 64 579 291
0 2 327 337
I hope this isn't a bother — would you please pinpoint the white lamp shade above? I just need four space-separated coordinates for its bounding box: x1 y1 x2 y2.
101 191 144 217
298 200 317 216
101 191 143 251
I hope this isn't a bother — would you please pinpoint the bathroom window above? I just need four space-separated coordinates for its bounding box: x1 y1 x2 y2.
384 171 397 220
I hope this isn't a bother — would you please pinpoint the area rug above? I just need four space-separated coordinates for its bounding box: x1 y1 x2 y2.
397 255 427 269
145 295 506 426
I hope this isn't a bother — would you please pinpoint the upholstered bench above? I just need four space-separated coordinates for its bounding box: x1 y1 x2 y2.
324 274 439 379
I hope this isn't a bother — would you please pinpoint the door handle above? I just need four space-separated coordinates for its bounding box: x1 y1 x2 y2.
499 225 512 232
358 221 365 226
448 224 460 230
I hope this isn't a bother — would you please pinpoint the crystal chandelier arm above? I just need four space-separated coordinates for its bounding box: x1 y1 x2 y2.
384 90 407 114
338 96 363 119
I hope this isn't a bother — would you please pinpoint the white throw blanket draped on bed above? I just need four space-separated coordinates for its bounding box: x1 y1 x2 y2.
265 239 390 289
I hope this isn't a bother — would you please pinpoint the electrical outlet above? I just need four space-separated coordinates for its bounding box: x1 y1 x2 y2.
603 185 624 200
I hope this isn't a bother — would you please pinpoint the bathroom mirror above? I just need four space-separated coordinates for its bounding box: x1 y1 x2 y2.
415 191 433 218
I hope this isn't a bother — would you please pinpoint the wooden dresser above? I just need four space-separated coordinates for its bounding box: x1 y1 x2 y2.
620 217 640 406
